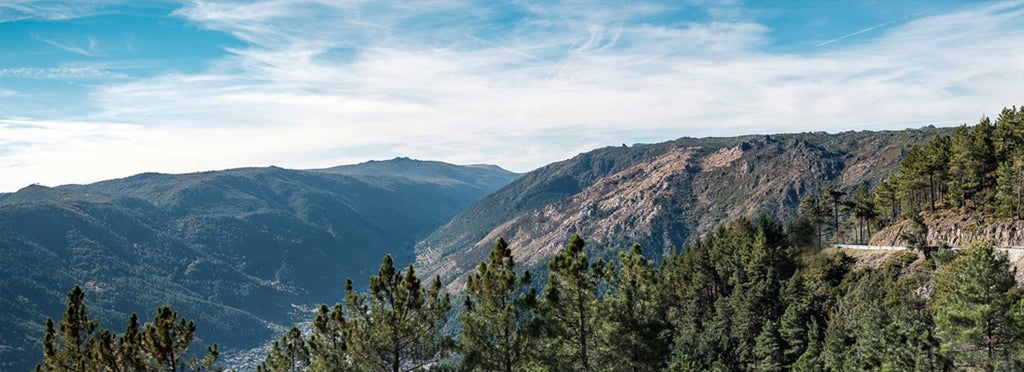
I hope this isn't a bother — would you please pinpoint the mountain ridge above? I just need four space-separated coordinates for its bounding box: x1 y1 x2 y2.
416 128 953 290
0 158 518 371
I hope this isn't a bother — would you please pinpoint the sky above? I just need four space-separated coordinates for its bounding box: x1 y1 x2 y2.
1 0 1023 192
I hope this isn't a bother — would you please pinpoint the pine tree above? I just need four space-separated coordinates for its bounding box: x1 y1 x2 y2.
540 234 604 371
779 279 810 366
849 186 877 244
897 145 930 212
799 195 826 249
994 107 1024 160
754 320 783 371
664 235 724 370
258 327 309 372
142 305 217 372
826 260 946 370
307 304 349 371
820 315 851 370
822 187 846 238
972 118 998 204
880 280 948 371
923 135 951 210
995 150 1024 219
117 313 149 371
947 120 998 210
86 329 117 371
345 254 452 372
790 318 823 371
948 125 976 209
900 212 928 251
597 244 670 371
460 237 538 372
873 178 900 226
933 243 1023 369
37 288 217 372
40 285 99 372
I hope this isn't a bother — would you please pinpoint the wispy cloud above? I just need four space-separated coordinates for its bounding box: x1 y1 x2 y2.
2 1 1024 192
0 0 135 22
0 66 126 79
33 34 105 57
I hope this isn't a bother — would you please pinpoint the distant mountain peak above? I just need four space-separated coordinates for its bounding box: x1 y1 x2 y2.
312 158 518 187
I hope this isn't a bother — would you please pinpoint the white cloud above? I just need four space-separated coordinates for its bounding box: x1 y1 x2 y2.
0 0 141 22
2 1 1024 191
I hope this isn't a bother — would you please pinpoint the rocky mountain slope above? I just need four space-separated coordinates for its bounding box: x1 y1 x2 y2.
417 128 951 289
0 159 517 370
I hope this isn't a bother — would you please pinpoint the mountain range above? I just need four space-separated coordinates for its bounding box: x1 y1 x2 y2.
0 128 949 370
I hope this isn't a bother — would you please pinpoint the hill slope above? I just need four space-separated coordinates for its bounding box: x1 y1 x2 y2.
0 159 517 370
416 129 950 289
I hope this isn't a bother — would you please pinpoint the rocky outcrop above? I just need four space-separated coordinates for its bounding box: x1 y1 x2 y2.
870 209 1024 248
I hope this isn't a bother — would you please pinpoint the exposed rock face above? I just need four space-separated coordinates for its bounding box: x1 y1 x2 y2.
871 209 1024 248
419 128 950 289
430 149 698 290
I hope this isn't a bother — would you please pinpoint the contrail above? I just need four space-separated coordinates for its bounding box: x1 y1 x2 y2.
544 39 579 82
814 20 896 48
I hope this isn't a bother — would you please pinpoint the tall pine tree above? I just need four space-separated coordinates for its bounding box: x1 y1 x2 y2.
306 304 349 371
540 234 605 372
459 237 538 372
933 243 1023 369
345 255 452 372
40 285 99 372
141 305 218 372
597 244 671 371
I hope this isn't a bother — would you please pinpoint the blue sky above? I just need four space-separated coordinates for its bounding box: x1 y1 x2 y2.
1 0 1023 192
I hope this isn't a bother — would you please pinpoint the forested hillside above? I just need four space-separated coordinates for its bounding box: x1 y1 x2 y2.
237 217 1024 371
0 160 517 371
